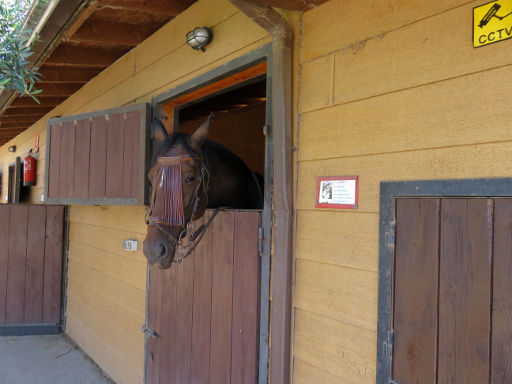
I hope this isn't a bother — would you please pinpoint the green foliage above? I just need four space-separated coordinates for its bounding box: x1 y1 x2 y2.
0 0 42 101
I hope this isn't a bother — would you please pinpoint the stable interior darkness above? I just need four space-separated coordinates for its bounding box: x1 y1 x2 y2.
177 77 267 177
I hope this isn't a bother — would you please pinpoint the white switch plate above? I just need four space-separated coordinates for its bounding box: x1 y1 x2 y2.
123 239 138 252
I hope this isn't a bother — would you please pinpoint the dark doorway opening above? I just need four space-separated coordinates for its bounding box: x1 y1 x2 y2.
177 77 267 177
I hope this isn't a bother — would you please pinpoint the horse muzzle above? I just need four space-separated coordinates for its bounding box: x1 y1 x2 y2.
143 236 176 269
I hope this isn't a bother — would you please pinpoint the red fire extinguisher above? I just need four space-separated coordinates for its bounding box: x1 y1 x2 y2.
23 150 36 187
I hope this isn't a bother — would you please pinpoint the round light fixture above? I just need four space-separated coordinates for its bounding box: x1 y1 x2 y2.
186 27 213 52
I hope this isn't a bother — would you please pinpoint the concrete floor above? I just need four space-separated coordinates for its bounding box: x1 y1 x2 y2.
0 334 114 384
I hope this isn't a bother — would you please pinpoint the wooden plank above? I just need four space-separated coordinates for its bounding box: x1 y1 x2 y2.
293 309 376 382
24 206 47 324
66 313 143 384
67 259 145 320
37 67 101 83
231 212 260 383
69 20 156 47
89 116 108 198
58 121 76 198
332 1 512 107
159 266 178 384
5 205 28 324
68 240 146 291
73 118 91 198
121 111 137 198
42 205 64 324
175 251 194 383
294 259 378 331
106 113 125 198
301 0 475 62
491 199 512 383
0 205 10 324
296 210 378 271
244 0 328 10
438 199 493 384
297 141 512 213
300 64 512 162
45 45 126 67
48 124 62 198
67 277 145 347
393 199 439 383
209 211 235 383
146 268 162 384
129 111 141 199
293 358 346 384
191 213 214 384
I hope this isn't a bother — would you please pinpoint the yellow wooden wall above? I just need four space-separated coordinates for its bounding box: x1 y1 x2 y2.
293 0 512 382
0 1 272 383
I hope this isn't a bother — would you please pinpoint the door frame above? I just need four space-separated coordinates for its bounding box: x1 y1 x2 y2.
376 177 512 384
147 44 273 384
7 157 21 204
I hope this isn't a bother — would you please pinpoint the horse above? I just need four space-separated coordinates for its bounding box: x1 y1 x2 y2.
142 113 263 269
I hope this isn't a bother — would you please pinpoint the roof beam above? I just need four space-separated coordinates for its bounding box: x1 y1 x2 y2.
32 83 84 97
38 67 101 83
97 0 195 16
3 107 53 116
45 45 126 67
241 0 328 10
0 116 40 124
66 20 156 47
10 97 67 108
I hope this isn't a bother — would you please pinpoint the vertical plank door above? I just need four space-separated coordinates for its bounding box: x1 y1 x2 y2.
393 199 439 383
0 205 65 334
145 210 260 384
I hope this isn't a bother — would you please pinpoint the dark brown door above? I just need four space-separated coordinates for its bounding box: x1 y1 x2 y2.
392 198 512 384
144 210 261 384
0 205 65 334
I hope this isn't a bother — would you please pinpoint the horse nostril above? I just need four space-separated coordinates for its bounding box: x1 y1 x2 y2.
158 243 168 259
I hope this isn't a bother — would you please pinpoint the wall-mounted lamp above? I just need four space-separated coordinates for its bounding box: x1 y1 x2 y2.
8 145 16 153
186 27 213 52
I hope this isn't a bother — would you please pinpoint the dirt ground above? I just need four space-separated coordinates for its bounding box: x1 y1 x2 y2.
0 334 115 384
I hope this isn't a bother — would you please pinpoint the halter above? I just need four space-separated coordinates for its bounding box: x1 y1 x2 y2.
145 153 210 263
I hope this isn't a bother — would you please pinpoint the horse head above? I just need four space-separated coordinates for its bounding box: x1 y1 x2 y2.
143 113 213 269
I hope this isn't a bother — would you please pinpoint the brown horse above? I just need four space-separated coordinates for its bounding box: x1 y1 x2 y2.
143 114 263 268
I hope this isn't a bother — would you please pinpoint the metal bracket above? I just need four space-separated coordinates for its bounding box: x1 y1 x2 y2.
258 227 264 257
383 329 394 358
142 324 158 339
385 220 396 249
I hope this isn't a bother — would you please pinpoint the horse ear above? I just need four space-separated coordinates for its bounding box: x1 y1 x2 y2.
190 112 214 151
151 119 168 145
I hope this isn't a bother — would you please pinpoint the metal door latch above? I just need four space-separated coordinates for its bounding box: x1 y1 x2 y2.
142 324 158 338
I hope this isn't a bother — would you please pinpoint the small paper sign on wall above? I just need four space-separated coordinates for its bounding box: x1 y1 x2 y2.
316 176 359 209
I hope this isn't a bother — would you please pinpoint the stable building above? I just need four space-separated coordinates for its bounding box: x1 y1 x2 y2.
0 0 511 383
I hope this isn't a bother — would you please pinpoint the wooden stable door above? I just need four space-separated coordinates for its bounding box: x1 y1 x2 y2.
145 210 260 384
392 198 512 383
0 205 65 334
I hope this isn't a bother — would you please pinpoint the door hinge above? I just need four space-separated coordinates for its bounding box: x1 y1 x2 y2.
258 227 264 257
383 329 394 358
263 124 272 137
142 324 158 339
385 220 396 249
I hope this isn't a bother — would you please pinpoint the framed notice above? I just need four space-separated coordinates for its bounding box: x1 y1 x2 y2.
316 176 359 209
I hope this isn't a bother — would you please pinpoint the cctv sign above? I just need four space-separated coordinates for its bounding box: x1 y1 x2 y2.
474 0 512 47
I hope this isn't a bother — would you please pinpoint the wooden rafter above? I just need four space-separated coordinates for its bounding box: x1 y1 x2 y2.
45 45 127 67
97 0 196 16
38 67 102 83
242 0 329 10
66 20 157 47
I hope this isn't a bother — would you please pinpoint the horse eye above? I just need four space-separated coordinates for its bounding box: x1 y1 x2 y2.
184 176 196 183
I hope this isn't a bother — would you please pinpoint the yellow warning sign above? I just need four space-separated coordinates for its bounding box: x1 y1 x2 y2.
474 0 512 47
